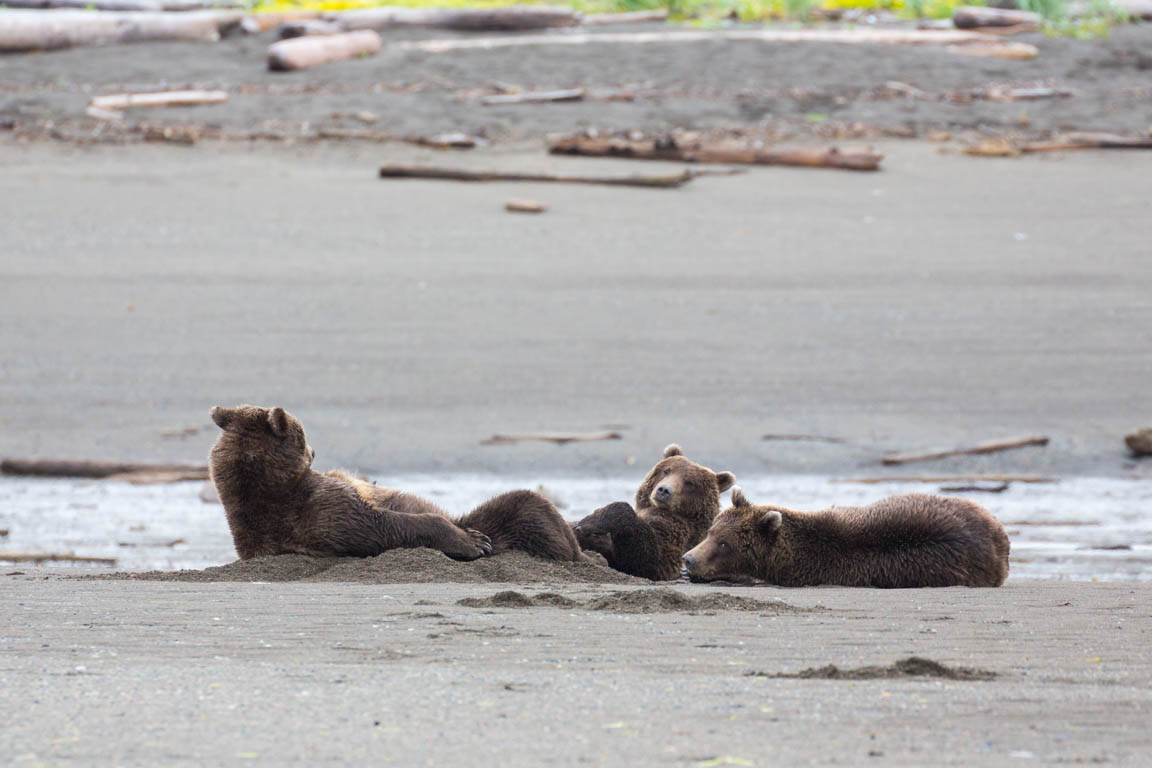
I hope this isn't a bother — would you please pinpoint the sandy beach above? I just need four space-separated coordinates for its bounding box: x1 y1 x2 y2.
2 575 1149 765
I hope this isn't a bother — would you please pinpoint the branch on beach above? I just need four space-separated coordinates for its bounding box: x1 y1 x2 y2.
952 6 1041 31
882 435 1050 465
762 434 847 443
0 552 118 565
480 431 623 446
378 165 699 188
325 6 579 32
90 90 228 111
549 134 883 171
1 459 209 482
833 474 1059 484
481 88 586 106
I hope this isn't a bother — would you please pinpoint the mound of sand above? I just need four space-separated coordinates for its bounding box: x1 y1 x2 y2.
751 656 998 681
95 548 642 585
456 587 811 614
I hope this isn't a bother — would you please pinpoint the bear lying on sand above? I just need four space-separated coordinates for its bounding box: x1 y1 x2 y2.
572 444 735 581
683 488 1010 588
209 405 584 562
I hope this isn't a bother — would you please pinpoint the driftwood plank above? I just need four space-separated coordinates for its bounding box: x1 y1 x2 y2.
549 135 883 171
583 10 668 24
481 88 586 105
0 552 118 565
328 6 579 32
481 431 623 446
1 458 208 480
833 474 1059 484
91 90 227 110
378 165 697 188
882 435 1049 465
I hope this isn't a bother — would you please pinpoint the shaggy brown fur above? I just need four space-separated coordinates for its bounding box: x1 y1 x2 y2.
209 405 582 562
572 444 735 581
683 488 1010 588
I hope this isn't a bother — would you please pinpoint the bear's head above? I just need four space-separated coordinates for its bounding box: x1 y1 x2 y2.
681 487 779 583
209 405 315 492
571 501 634 560
635 444 734 519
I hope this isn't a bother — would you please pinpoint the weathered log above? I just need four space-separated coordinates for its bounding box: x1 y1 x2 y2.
1 458 209 480
0 552 117 565
267 30 382 72
0 9 242 52
833 474 1058 484
481 431 623 446
549 136 883 171
952 6 1041 29
1022 133 1152 152
3 0 241 9
762 434 847 443
1126 428 1152 456
939 482 1011 493
379 164 697 188
91 90 227 110
481 88 586 105
328 6 580 32
505 199 548 213
583 9 668 24
400 28 1002 54
882 435 1049 465
277 19 342 39
241 11 321 33
946 41 1038 60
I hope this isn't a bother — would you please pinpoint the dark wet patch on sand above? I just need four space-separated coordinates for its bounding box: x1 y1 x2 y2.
457 587 814 614
89 548 642 585
750 656 998 681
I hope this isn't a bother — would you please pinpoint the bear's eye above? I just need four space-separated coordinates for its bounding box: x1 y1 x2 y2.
684 479 696 489
718 541 730 551
662 468 671 476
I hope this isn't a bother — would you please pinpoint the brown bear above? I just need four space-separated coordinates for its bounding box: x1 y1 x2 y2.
682 488 1010 588
209 405 585 562
572 444 735 581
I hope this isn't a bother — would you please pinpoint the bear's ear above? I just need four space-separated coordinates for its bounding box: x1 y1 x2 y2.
715 471 735 493
267 407 289 438
756 509 783 536
731 486 751 508
663 443 683 458
210 406 234 430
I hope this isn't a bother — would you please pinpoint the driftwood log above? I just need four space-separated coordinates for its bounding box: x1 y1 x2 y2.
549 135 883 171
833 474 1059 484
267 30 382 71
379 165 697 188
584 10 669 24
0 552 118 565
277 19 343 39
482 88 586 105
952 6 1041 29
882 435 1050 465
400 28 1004 54
0 9 242 52
1022 133 1152 152
946 41 1038 60
327 6 579 32
4 0 241 8
762 434 847 443
481 431 623 446
1 458 209 481
91 90 227 110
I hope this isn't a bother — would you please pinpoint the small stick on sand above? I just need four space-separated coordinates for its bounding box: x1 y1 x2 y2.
481 431 623 446
90 90 228 111
505 199 547 213
1 458 209 480
0 552 118 565
882 435 1049 465
833 474 1059 484
939 482 1011 493
549 135 883 171
481 88 586 105
378 165 697 188
762 434 847 443
1021 133 1152 152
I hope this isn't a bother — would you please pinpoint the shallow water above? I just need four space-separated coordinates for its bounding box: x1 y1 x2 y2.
0 475 1149 581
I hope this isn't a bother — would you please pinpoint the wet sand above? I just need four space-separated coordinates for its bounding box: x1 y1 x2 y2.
2 576 1149 765
1 140 1150 477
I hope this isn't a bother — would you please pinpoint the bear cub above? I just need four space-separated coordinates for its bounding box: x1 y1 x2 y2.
682 488 1010 588
209 405 584 562
572 444 735 581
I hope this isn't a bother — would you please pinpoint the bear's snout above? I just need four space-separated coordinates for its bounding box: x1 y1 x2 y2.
681 552 697 571
653 485 672 502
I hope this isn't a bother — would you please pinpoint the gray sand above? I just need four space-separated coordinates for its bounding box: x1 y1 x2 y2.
2 576 1149 765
